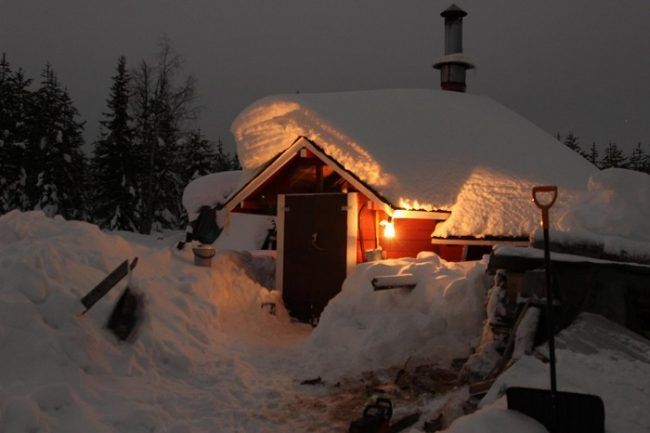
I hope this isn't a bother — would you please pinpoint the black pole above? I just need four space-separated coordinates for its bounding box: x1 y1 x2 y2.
533 185 559 433
543 218 559 431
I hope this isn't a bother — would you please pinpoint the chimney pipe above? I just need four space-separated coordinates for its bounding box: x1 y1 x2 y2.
433 4 474 92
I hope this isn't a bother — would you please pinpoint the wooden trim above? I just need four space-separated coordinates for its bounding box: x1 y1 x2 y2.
225 138 304 213
346 193 359 276
226 136 420 217
431 237 529 246
224 136 453 219
276 194 286 292
392 209 450 220
461 245 469 260
298 138 394 215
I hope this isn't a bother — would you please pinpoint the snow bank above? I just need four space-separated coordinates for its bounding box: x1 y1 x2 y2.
462 313 650 433
181 170 242 221
305 252 490 380
231 89 595 237
214 213 274 251
536 168 650 261
0 210 301 433
444 403 548 433
431 167 579 238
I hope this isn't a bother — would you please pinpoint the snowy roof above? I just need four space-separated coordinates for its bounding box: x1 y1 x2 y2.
231 89 597 237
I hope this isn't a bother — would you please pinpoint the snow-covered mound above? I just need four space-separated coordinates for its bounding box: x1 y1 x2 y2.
444 405 547 433
0 210 302 433
182 170 242 221
231 89 595 237
431 166 580 238
214 213 275 251
305 252 490 380
447 313 650 433
540 168 650 260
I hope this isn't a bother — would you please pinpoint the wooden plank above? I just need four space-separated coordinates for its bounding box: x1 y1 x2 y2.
80 258 138 313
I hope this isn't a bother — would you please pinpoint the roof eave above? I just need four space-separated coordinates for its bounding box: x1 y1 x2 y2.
224 136 450 221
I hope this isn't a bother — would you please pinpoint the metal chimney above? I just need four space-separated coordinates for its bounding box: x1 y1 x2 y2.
433 4 474 92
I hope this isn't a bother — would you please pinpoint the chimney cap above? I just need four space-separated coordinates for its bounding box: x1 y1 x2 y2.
441 4 467 18
433 53 474 70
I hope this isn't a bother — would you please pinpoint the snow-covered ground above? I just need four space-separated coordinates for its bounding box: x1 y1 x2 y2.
0 211 487 432
445 313 650 433
0 211 311 433
2 209 649 432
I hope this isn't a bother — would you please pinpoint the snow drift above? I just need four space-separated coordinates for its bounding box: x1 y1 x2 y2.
305 252 491 380
540 168 650 261
446 313 650 433
0 210 301 433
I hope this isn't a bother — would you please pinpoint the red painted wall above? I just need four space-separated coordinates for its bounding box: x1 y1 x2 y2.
355 196 464 262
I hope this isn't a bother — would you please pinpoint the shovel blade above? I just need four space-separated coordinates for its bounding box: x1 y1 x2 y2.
507 387 605 433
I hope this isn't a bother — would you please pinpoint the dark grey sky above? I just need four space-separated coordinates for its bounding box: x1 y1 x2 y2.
1 0 649 154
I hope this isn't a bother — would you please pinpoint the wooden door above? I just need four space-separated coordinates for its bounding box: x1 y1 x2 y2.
280 193 351 323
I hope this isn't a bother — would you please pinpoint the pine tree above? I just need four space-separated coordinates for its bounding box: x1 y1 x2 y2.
0 54 31 213
27 64 86 219
179 130 218 181
627 142 648 173
586 142 600 167
562 132 582 154
91 56 140 230
599 141 627 169
214 137 236 172
230 151 241 170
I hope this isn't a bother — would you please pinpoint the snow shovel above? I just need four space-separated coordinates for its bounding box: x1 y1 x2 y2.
506 186 605 433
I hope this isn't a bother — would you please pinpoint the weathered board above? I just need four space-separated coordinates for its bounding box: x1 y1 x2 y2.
80 258 138 313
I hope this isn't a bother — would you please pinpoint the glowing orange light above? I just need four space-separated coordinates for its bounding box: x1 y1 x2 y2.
380 218 396 239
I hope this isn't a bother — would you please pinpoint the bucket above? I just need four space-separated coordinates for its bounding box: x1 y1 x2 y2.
192 246 216 267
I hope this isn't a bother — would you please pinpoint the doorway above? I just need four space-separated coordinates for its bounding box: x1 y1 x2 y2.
277 193 357 323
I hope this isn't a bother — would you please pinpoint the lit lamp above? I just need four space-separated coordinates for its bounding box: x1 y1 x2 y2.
380 217 396 239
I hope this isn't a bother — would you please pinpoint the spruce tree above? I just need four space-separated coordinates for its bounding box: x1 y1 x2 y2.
586 142 600 167
91 56 140 230
0 54 31 213
627 143 648 173
562 132 582 154
230 152 242 170
180 130 218 181
599 141 627 169
27 64 86 219
215 137 236 172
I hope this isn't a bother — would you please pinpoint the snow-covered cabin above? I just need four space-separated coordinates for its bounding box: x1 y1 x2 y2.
223 88 596 321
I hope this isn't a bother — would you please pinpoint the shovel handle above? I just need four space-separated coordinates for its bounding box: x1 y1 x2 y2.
532 186 558 210
532 186 558 230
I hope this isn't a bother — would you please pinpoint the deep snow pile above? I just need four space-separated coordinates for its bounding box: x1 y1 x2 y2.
231 89 595 237
305 252 491 380
181 170 242 221
445 313 650 433
540 167 650 261
0 210 305 433
431 167 579 239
